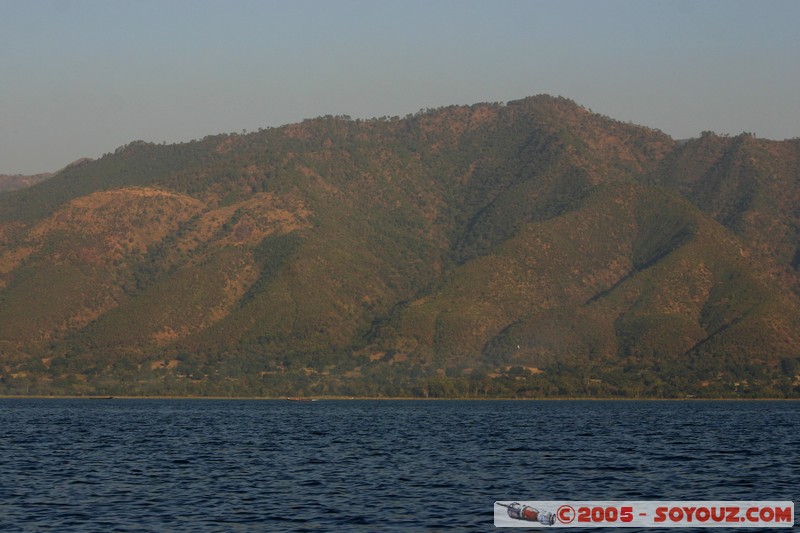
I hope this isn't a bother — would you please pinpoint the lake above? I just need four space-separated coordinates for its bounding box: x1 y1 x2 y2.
0 399 797 531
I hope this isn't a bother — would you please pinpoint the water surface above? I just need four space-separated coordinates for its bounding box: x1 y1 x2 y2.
1 399 797 531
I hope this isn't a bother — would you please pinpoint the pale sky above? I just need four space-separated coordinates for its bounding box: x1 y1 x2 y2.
2 0 799 175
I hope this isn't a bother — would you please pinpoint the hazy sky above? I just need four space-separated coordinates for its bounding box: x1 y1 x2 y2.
2 0 799 174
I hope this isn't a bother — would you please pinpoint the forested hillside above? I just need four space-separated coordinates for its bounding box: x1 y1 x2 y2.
1 96 798 397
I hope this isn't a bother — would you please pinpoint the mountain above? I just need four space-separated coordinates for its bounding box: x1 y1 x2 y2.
1 95 798 397
0 172 54 192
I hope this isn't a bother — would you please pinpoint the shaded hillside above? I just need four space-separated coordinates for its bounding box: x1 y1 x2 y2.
371 182 800 396
0 96 798 397
647 133 800 294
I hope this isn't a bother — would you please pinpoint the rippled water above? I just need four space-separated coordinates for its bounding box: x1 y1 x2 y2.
0 399 797 531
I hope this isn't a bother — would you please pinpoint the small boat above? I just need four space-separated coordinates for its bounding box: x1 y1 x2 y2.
89 396 114 400
286 397 316 402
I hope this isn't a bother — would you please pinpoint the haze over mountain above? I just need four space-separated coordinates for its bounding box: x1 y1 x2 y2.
0 172 54 193
1 95 798 397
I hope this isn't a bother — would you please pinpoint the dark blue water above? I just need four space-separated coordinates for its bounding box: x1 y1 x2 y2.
0 400 797 532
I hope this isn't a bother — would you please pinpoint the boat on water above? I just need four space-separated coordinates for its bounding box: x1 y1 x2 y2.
88 396 114 400
286 397 316 402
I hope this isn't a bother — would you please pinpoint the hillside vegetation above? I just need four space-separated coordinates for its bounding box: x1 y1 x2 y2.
1 95 799 397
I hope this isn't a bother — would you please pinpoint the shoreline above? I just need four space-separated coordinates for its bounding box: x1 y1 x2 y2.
1 395 798 401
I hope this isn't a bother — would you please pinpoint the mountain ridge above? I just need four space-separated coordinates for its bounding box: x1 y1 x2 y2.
1 95 798 397
0 172 54 193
